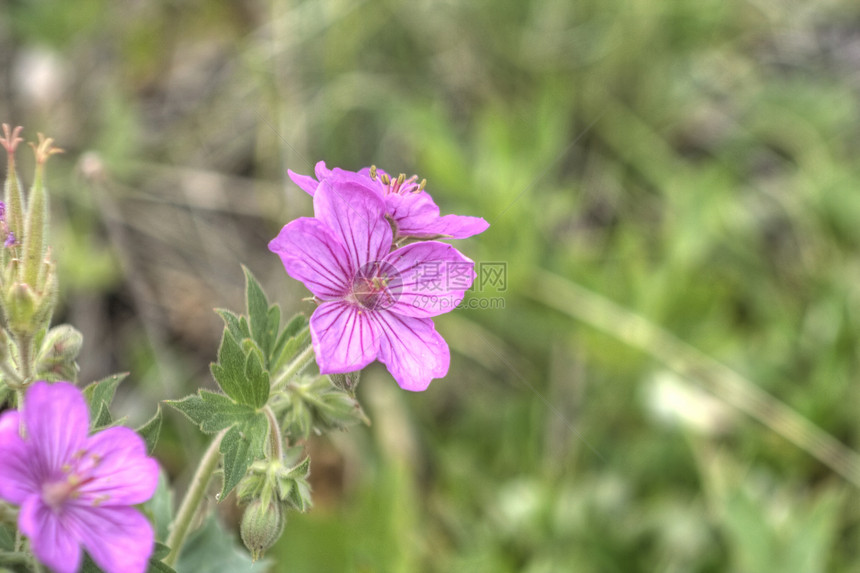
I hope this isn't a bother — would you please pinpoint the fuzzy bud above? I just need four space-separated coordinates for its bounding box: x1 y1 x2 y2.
240 499 285 562
328 370 361 394
5 282 37 338
35 324 82 381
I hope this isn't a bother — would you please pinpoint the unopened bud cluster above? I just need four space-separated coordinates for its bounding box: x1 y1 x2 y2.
0 125 80 392
236 452 312 560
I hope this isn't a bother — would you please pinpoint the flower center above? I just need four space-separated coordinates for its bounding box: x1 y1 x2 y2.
351 262 398 311
41 449 107 510
369 165 426 195
42 476 80 510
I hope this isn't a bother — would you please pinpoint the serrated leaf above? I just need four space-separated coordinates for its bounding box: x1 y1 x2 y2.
243 346 269 408
83 372 129 420
219 413 267 500
215 308 250 341
92 400 113 429
265 305 281 362
147 559 177 573
166 391 256 434
243 266 270 353
271 325 311 374
137 404 163 454
211 330 253 406
272 314 308 362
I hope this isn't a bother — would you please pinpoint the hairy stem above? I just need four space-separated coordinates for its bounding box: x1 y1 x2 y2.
271 344 315 391
263 406 284 460
164 430 225 566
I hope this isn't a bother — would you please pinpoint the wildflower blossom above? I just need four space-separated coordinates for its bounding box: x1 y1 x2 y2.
269 173 476 391
0 382 159 573
288 161 489 240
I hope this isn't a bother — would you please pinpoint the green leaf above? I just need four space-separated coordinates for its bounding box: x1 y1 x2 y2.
243 265 270 353
152 542 171 561
215 308 251 342
0 524 14 551
243 345 269 408
166 391 256 434
265 304 281 363
271 324 311 374
80 554 106 572
92 400 113 429
175 515 265 573
219 413 267 499
137 404 163 454
272 314 308 362
143 470 174 543
82 372 129 421
211 330 254 406
147 559 177 573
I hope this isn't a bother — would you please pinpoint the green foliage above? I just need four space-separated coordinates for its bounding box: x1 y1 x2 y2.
137 404 163 455
277 376 368 440
82 373 129 430
175 516 264 573
210 330 269 409
219 417 268 500
166 391 268 498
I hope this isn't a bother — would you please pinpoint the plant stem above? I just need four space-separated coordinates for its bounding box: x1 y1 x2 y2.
0 360 24 387
263 406 284 460
164 430 225 566
17 334 32 382
271 344 314 391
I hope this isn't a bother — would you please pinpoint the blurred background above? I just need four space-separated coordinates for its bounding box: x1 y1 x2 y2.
3 0 860 570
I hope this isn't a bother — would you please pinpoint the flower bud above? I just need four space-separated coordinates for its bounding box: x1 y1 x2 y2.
5 282 37 337
240 499 285 561
35 324 82 381
328 370 361 394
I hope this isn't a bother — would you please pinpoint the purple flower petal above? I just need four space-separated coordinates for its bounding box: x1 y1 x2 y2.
287 169 319 196
20 497 82 573
0 411 39 503
386 191 488 239
315 161 333 182
287 161 336 196
313 175 392 270
269 218 353 300
75 506 154 573
420 213 490 239
384 241 476 318
78 427 159 506
369 312 450 391
310 301 379 373
24 381 89 477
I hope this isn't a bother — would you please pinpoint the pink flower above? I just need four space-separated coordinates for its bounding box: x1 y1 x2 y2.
0 382 159 573
269 172 476 391
288 161 489 240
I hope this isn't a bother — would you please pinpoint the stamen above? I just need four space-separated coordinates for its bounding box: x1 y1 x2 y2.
417 178 427 192
92 494 110 507
370 165 378 180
